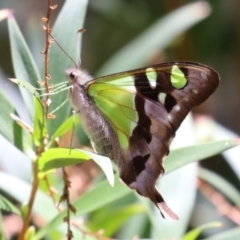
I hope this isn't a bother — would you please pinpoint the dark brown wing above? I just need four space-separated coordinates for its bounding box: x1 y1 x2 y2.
118 62 219 219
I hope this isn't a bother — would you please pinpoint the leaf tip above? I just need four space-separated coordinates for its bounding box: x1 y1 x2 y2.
8 78 17 83
192 1 211 20
109 175 115 187
0 9 13 21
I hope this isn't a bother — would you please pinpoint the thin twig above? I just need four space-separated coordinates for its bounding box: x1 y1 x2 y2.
41 0 57 118
61 168 75 240
18 1 56 239
198 178 240 225
18 160 39 240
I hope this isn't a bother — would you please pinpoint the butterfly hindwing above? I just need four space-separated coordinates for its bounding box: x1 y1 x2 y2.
68 62 219 219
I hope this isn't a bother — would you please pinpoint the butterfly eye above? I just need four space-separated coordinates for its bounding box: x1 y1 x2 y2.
69 71 77 80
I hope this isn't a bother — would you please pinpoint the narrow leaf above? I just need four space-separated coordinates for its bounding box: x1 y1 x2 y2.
0 212 7 240
0 172 59 224
183 222 222 240
38 148 114 186
9 78 39 97
0 194 20 215
202 227 240 240
38 148 90 172
24 226 36 240
166 139 240 173
33 96 47 148
0 89 15 142
48 114 80 147
8 16 41 119
10 113 33 155
89 204 146 237
10 113 33 133
0 89 32 153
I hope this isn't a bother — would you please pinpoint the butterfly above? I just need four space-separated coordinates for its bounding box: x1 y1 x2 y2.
66 61 219 220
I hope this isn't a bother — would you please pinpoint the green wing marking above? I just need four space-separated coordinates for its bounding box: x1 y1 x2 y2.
88 83 138 149
170 65 187 89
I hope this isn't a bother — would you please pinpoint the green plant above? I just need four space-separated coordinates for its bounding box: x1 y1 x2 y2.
0 1 240 240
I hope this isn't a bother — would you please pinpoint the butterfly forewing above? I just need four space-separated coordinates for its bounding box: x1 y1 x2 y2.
69 62 219 220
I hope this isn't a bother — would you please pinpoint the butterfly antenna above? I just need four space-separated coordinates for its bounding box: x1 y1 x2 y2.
49 32 77 69
77 28 86 69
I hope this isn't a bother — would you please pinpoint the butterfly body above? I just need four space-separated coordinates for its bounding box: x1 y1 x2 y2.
66 68 120 160
67 62 219 220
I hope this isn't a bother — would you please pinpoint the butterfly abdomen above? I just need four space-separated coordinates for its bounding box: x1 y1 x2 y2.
67 69 119 159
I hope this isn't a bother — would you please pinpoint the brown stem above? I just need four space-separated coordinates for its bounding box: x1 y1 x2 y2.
62 168 74 240
42 0 53 118
18 160 39 240
18 1 55 238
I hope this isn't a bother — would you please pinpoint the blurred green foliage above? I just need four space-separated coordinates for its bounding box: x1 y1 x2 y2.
0 0 240 239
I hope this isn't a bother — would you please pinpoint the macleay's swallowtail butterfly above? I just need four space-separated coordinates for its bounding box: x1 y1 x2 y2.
67 62 219 219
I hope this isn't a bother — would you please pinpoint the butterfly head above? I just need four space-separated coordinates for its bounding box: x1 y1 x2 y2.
66 68 93 111
66 68 92 93
66 68 90 84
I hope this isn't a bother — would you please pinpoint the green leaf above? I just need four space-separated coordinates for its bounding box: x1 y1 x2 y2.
8 78 39 97
89 204 146 237
38 148 90 171
202 227 240 240
24 226 36 240
11 114 33 156
8 16 41 120
48 114 80 147
33 96 47 148
183 222 222 240
0 194 20 215
6 80 46 150
0 172 59 226
97 1 212 75
74 174 129 217
38 148 114 186
0 88 15 142
33 174 131 240
0 211 7 240
166 139 240 173
0 88 32 153
0 79 37 155
20 203 29 220
48 0 89 136
116 210 149 239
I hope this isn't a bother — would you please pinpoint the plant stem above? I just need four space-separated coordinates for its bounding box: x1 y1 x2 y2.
18 1 56 239
18 161 39 240
42 0 53 118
